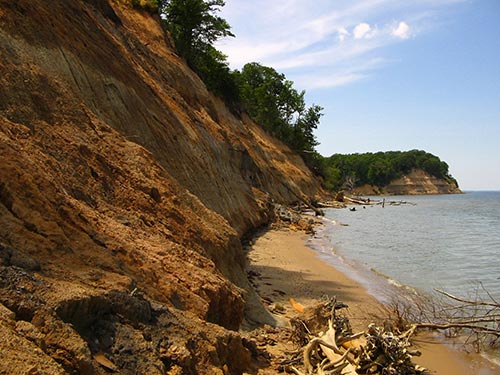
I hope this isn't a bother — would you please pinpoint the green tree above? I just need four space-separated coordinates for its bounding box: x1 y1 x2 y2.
293 104 322 152
160 2 324 173
130 0 159 12
237 63 322 161
323 164 342 191
160 0 238 103
237 63 302 133
160 0 233 63
367 159 395 186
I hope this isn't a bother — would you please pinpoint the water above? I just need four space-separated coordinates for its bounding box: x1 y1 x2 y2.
310 191 500 303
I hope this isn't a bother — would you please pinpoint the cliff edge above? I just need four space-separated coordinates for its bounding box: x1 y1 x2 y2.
0 1 323 373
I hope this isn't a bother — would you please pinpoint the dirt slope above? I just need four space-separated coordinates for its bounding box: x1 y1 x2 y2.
0 1 322 373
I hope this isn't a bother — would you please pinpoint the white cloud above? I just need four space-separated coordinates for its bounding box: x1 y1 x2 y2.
353 23 373 39
392 22 411 39
215 0 465 90
338 27 350 42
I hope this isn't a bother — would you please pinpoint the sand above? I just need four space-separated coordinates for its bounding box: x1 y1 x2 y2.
247 228 500 375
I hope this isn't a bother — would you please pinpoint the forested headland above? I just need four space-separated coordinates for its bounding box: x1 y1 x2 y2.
322 150 458 192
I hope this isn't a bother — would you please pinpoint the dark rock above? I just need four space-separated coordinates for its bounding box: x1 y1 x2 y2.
0 243 13 266
149 187 162 203
107 290 152 324
9 250 41 272
0 244 41 271
82 0 122 25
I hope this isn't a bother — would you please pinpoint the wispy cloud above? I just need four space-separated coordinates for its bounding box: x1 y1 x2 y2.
292 57 389 90
392 22 411 39
216 0 466 89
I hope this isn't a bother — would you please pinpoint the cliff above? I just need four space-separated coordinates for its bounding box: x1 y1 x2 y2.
0 1 323 373
353 169 461 195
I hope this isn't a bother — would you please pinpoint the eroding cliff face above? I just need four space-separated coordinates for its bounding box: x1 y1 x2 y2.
353 169 461 195
0 0 322 373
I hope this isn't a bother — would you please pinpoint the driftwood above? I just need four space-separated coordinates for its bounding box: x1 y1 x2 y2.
316 201 346 209
343 196 369 205
280 181 324 217
287 298 425 375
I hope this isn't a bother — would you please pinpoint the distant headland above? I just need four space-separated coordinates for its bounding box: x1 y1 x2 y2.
321 150 461 195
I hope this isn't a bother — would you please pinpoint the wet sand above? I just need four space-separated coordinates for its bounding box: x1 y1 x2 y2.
248 228 500 375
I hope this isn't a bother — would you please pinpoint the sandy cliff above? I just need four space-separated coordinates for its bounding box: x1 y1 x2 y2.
0 1 322 373
353 169 461 196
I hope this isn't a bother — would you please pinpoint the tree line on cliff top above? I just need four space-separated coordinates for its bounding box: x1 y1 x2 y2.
132 0 456 191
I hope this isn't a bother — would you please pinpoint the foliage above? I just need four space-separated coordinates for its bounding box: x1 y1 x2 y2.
159 0 238 103
236 63 323 165
322 150 457 191
130 0 159 13
160 0 233 60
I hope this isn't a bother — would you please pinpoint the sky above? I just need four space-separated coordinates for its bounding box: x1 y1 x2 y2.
215 0 500 190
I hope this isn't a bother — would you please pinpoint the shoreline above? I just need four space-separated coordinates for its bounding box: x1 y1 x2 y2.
247 227 500 374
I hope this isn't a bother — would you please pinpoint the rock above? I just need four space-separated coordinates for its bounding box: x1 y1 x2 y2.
0 243 13 266
15 320 45 347
274 204 301 223
0 0 324 373
0 303 16 321
149 187 162 203
107 290 152 324
9 251 41 271
0 243 41 271
93 353 117 372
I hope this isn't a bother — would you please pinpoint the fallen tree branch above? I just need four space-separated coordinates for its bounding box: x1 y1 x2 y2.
414 322 500 337
434 289 500 309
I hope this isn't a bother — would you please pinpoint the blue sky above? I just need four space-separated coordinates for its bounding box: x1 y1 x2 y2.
216 0 500 190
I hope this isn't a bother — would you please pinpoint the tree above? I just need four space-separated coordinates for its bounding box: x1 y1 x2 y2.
160 0 238 103
237 63 301 133
293 104 322 153
160 0 234 64
237 63 322 161
130 0 159 12
160 2 324 172
367 159 395 186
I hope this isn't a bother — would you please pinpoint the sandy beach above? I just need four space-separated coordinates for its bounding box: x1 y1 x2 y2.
247 227 500 375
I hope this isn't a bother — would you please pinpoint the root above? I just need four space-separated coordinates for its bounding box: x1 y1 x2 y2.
289 297 426 375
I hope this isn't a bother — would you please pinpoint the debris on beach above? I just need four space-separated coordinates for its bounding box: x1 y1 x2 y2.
273 204 322 233
283 297 427 375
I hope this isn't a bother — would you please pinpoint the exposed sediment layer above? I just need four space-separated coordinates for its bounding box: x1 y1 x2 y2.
0 1 322 373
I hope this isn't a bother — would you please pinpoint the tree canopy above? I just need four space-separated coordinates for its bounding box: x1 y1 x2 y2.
236 63 323 166
160 0 233 62
159 0 238 102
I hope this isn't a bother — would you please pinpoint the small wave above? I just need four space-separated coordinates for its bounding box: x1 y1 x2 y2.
369 268 420 295
319 216 337 225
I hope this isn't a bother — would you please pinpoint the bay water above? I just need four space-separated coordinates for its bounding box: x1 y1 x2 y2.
309 191 500 304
